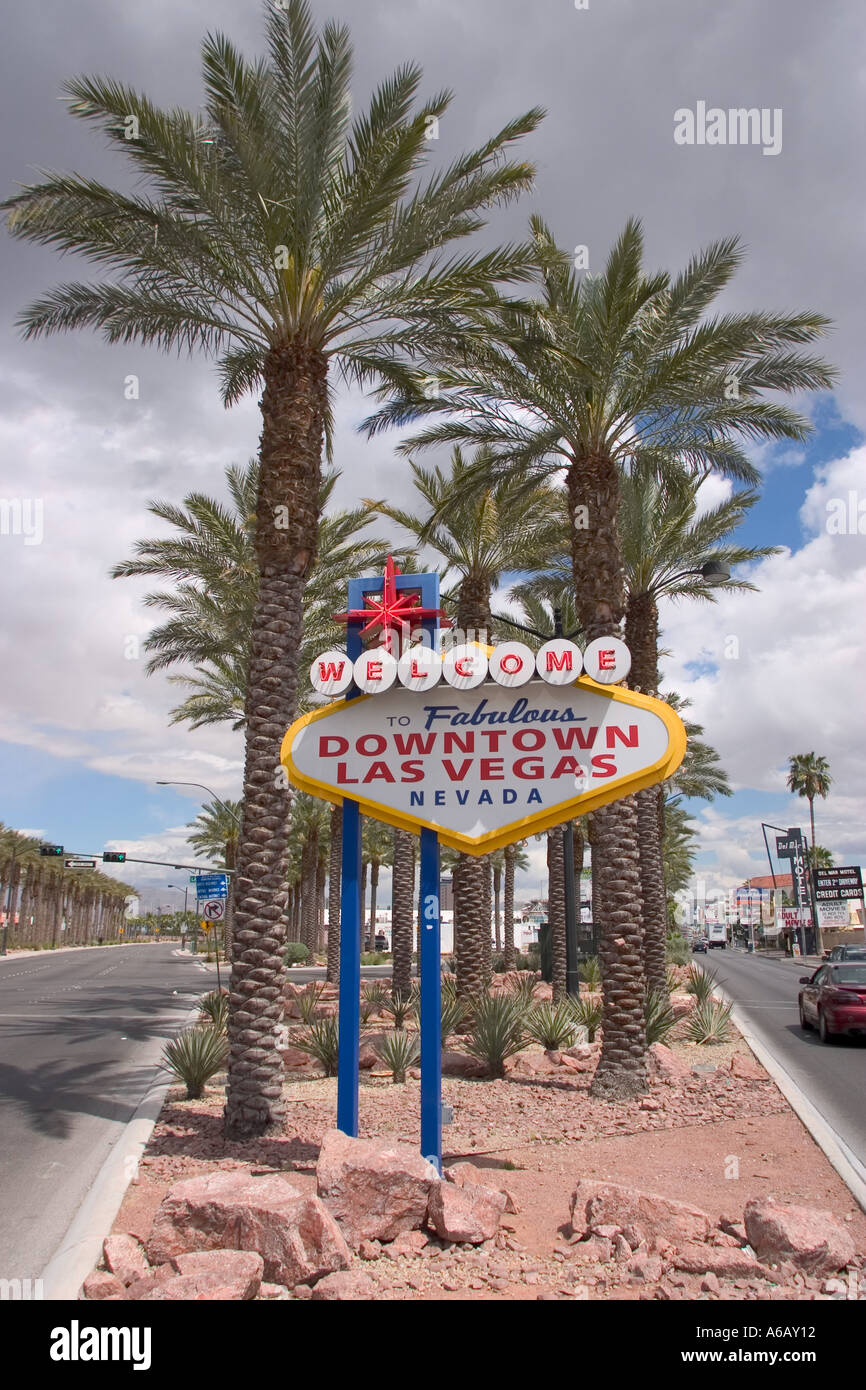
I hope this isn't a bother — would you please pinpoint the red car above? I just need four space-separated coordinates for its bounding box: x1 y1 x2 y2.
799 963 866 1042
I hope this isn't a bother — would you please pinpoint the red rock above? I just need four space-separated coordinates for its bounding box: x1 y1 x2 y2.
125 1266 174 1299
729 1054 767 1081
279 1047 313 1071
83 1270 127 1300
388 1229 429 1254
647 1043 691 1084
673 1243 771 1280
507 1052 560 1078
427 1180 507 1244
558 1055 586 1073
629 1254 663 1282
571 1236 613 1265
170 1249 264 1298
571 1180 712 1246
701 1272 720 1295
442 1051 490 1079
445 1161 519 1213
311 1270 375 1301
744 1197 856 1275
260 1282 289 1298
613 1234 632 1262
102 1234 150 1287
640 1098 661 1112
358 1240 381 1261
146 1171 349 1287
316 1129 439 1248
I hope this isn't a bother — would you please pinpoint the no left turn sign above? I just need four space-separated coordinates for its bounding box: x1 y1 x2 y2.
201 900 225 921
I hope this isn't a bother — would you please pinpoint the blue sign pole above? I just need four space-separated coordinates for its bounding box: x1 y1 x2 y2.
336 797 361 1136
419 827 442 1173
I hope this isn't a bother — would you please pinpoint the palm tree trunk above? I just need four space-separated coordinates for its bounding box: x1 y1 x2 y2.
503 844 516 969
315 856 326 954
568 454 647 1098
493 865 502 953
361 860 369 951
225 342 327 1139
453 854 486 997
482 856 492 986
548 828 567 1001
809 796 816 849
391 829 415 996
327 805 342 984
627 591 668 997
369 862 379 949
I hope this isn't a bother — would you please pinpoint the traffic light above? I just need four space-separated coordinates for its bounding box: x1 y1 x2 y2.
40 845 63 857
102 851 127 863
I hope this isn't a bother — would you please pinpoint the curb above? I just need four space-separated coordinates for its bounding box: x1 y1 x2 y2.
39 990 204 1301
714 982 866 1214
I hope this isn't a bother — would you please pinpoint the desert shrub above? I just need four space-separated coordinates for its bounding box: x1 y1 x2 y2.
525 1001 579 1051
509 974 539 1008
685 965 715 1003
376 1030 420 1083
198 989 228 1032
465 995 528 1078
567 994 602 1042
294 1017 340 1075
685 997 732 1045
360 981 391 1024
284 942 310 967
579 956 601 991
666 965 681 994
161 1026 228 1099
297 982 326 1024
646 988 676 1045
440 994 468 1044
360 951 389 965
385 989 413 1029
665 931 691 966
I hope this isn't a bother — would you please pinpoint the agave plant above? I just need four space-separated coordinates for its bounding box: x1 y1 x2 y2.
579 956 602 992
509 974 539 1008
376 1030 420 1084
361 982 391 1024
161 1026 228 1099
385 989 413 1030
685 997 733 1045
567 995 602 1042
685 965 715 1003
198 988 229 1032
465 994 528 1078
646 989 676 1046
410 987 466 1045
293 1017 340 1076
666 965 681 995
441 974 459 1004
525 1001 579 1051
296 982 326 1024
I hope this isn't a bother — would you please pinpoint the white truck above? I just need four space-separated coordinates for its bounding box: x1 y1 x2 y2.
707 923 728 950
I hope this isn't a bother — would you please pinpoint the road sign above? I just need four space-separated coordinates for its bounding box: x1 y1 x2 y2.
199 919 214 934
200 899 225 921
814 866 863 902
195 874 228 900
65 859 97 869
282 676 686 857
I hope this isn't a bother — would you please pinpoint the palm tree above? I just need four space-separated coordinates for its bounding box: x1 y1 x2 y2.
787 754 833 850
391 829 416 996
4 0 542 1137
620 467 778 994
362 819 393 952
187 797 242 959
366 446 564 997
808 845 834 870
113 463 411 729
503 840 529 969
370 219 834 1097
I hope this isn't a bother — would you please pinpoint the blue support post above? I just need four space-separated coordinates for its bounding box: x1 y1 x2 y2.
419 827 442 1172
336 796 361 1136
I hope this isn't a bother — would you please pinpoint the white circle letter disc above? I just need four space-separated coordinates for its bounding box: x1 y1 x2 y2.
583 636 631 684
397 644 442 691
442 643 489 690
489 640 535 687
536 639 583 685
353 646 398 693
310 649 353 697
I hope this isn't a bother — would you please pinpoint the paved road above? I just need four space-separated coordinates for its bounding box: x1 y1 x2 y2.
0 944 206 1282
708 948 866 1171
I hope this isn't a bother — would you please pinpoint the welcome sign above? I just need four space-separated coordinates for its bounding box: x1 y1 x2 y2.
282 676 686 855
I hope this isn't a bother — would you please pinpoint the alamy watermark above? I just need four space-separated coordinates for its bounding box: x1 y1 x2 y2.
0 498 43 545
674 103 782 157
0 1277 44 1299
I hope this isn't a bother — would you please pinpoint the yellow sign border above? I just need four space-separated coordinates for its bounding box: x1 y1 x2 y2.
280 678 687 857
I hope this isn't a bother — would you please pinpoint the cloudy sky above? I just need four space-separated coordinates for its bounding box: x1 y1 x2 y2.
1 0 864 909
